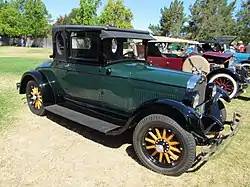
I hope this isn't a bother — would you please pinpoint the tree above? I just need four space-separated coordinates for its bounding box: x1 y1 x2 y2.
99 0 133 28
0 2 22 37
72 0 101 25
55 8 79 25
148 24 161 35
236 0 250 43
149 0 185 37
22 0 51 37
187 0 236 40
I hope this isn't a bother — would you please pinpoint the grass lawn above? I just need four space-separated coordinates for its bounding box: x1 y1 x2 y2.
0 47 250 186
0 49 44 133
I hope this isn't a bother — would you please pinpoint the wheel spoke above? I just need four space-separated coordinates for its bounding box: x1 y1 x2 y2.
146 145 155 150
168 150 178 160
159 152 163 163
149 132 158 141
167 133 174 141
162 129 166 139
164 153 171 164
170 146 181 153
169 141 180 146
151 150 158 157
145 138 155 144
155 128 161 139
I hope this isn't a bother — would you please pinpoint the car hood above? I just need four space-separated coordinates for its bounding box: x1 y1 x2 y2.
106 61 195 88
203 52 232 59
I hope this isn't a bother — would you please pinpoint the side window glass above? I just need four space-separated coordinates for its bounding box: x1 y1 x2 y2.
70 31 99 61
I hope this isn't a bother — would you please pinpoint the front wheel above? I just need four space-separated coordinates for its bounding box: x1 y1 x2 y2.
133 114 196 176
25 80 46 116
208 73 238 99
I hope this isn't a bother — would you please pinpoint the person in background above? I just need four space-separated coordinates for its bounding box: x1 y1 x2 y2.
246 43 250 53
238 41 245 53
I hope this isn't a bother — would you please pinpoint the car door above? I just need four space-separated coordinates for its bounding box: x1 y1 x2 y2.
60 31 103 106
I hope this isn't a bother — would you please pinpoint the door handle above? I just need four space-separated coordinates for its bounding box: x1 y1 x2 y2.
106 68 112 75
64 64 70 68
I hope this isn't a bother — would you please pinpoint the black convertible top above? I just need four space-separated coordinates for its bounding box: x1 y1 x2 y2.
52 25 155 40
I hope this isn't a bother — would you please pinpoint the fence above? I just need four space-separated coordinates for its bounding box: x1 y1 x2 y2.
0 36 53 49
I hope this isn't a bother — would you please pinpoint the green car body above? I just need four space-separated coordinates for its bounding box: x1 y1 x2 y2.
17 25 241 176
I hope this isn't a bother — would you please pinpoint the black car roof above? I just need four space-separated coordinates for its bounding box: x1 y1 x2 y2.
52 25 155 40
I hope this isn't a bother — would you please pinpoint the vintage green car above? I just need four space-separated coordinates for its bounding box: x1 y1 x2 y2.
17 25 241 176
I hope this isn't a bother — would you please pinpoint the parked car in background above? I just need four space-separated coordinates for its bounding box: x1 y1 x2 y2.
146 36 248 99
17 25 241 176
200 36 250 80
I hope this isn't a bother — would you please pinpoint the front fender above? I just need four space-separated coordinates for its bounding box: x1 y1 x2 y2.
207 68 241 82
19 70 55 106
130 99 206 139
215 86 231 103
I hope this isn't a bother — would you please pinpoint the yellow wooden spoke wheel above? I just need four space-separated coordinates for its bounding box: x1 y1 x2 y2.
25 80 46 116
133 114 196 176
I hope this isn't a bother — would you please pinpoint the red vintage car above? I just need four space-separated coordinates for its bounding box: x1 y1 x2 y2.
144 36 248 99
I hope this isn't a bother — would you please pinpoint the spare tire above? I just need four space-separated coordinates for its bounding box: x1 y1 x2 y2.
182 55 210 75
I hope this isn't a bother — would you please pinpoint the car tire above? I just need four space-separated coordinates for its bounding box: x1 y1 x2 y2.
25 80 46 116
208 73 238 99
132 114 196 176
241 63 250 80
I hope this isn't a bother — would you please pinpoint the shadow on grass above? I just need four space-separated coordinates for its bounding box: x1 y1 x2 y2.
45 112 133 149
125 145 208 174
45 112 207 174
236 95 250 101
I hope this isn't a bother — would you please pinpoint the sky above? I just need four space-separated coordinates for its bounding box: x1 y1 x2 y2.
43 0 242 31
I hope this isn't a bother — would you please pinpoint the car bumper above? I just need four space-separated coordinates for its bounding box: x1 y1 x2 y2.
201 112 241 161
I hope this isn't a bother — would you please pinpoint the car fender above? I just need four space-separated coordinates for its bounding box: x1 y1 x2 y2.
215 86 231 102
207 68 241 82
130 99 206 138
19 70 55 106
240 60 250 64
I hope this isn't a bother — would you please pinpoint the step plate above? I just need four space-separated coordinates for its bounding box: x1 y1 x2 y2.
45 105 120 133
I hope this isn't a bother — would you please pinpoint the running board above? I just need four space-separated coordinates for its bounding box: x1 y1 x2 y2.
45 104 120 134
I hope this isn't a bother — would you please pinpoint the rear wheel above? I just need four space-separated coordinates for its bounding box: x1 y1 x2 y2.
25 80 45 116
133 114 196 176
208 73 238 99
241 63 250 80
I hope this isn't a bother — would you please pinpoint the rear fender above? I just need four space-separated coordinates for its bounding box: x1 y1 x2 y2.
19 70 55 106
130 99 206 139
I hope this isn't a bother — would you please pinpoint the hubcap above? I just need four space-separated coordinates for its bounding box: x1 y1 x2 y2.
144 128 182 165
29 86 42 110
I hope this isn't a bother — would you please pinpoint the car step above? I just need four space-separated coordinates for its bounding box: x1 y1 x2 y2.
44 104 120 134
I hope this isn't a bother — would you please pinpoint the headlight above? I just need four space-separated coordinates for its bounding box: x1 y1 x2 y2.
193 93 200 108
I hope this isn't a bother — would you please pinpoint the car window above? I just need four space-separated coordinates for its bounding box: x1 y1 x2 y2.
70 31 100 61
56 32 65 55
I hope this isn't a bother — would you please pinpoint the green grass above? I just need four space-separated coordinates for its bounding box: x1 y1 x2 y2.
0 57 47 75
0 56 42 134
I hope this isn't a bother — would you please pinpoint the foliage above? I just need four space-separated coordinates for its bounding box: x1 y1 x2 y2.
0 0 51 38
99 0 133 28
149 0 185 37
236 0 250 43
148 24 161 36
187 0 236 40
55 8 79 25
72 0 101 25
0 3 22 37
